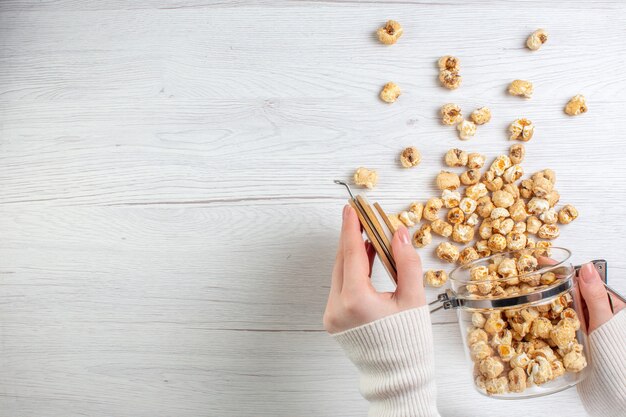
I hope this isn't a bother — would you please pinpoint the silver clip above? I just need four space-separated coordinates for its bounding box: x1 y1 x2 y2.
429 290 460 314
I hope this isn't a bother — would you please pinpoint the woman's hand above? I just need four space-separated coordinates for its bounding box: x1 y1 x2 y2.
578 262 626 333
323 205 426 334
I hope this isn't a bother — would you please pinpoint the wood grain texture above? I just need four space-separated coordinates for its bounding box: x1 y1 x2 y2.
1 1 625 416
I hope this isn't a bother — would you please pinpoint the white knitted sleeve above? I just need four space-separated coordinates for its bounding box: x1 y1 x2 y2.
333 306 441 417
577 309 626 416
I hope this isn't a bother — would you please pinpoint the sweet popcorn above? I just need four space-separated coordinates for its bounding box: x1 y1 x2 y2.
526 216 542 234
508 367 527 393
484 314 507 335
497 258 517 277
540 271 557 285
440 103 464 125
506 232 527 251
537 224 560 239
424 198 444 221
545 190 561 207
539 208 558 225
438 55 460 71
444 148 468 167
561 308 581 330
376 20 404 45
497 344 516 362
471 340 494 362
493 218 514 235
380 82 401 103
485 376 508 395
475 375 487 391
532 176 554 197
529 356 553 385
508 80 534 99
526 29 548 51
413 225 432 248
475 240 491 258
466 213 479 226
447 207 465 224
398 210 418 227
519 179 534 199
468 328 489 346
479 219 494 240
470 265 490 281
503 165 524 184
460 169 481 185
527 198 550 215
471 107 492 125
467 153 486 169
531 317 553 339
510 352 531 369
509 200 528 222
492 190 515 208
472 312 486 328
409 202 424 222
480 357 505 378
439 70 462 89
442 189 461 208
465 183 488 200
558 205 578 224
509 118 535 141
452 223 475 243
551 360 566 379
437 171 461 190
432 219 453 237
436 241 460 263
512 221 526 234
460 197 478 215
490 155 512 176
564 94 587 116
491 329 513 348
353 167 378 189
490 207 510 220
476 196 495 218
425 269 448 287
563 348 588 372
400 146 422 168
550 320 577 349
541 169 556 184
485 176 504 192
509 144 525 164
457 119 477 140
516 253 538 273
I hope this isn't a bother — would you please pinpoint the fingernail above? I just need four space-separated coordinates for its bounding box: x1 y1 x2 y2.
397 226 410 245
581 263 596 282
342 205 350 219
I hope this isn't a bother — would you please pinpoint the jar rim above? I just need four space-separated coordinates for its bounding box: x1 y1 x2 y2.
449 246 572 285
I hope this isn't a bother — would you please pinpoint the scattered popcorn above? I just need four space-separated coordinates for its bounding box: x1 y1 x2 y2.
452 223 475 243
457 119 477 140
537 223 560 239
444 148 468 167
526 29 548 51
437 171 461 190
412 224 432 248
353 167 378 189
409 202 424 222
436 241 460 263
509 118 535 141
425 269 448 287
400 146 422 168
467 153 486 169
558 205 578 224
508 80 534 98
432 219 453 237
376 20 404 45
509 144 525 165
459 246 480 265
424 197 444 221
447 207 465 224
398 210 418 227
380 82 401 103
564 94 587 116
441 104 464 125
460 169 481 185
471 107 492 125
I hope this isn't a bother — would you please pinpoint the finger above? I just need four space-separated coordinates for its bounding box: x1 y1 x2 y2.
391 225 426 306
341 205 371 293
365 240 376 277
329 205 348 295
578 262 614 333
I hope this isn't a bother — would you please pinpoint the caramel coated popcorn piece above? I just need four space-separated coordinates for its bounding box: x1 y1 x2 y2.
441 103 463 125
565 94 587 116
444 148 468 167
490 155 512 176
447 207 465 225
531 317 553 339
550 320 577 349
471 340 493 361
558 205 578 224
471 107 492 125
353 167 378 189
459 246 480 265
508 80 534 99
400 146 422 168
438 55 460 72
431 219 453 237
413 224 432 248
526 216 542 234
503 165 524 184
519 179 534 199
472 312 486 328
461 169 481 186
442 189 461 208
424 197 444 221
425 269 448 287
497 344 515 362
457 120 477 140
492 190 515 208
468 328 489 346
479 357 505 379
459 197 478 215
563 349 587 372
476 196 494 218
509 144 525 165
376 20 403 45
537 223 560 239
380 82 401 103
452 223 475 243
398 210 418 227
509 118 535 141
436 241 459 263
409 202 424 222
488 234 507 252
508 367 527 393
484 313 506 334
465 183 488 200
506 232 527 251
509 200 528 222
436 171 461 190
539 208 558 225
526 29 548 51
485 376 508 395
467 153 486 169
527 197 550 215
439 70 462 89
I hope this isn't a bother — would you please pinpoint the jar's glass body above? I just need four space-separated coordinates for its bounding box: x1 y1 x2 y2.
450 248 590 399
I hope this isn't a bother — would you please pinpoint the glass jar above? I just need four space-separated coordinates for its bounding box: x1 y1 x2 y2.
445 247 590 399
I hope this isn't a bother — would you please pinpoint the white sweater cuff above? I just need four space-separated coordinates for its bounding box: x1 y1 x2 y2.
577 309 626 416
333 306 440 417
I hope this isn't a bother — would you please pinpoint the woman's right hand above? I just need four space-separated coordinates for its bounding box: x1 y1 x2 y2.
578 262 626 333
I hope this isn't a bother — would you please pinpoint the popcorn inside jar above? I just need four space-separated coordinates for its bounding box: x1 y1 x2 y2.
446 247 590 399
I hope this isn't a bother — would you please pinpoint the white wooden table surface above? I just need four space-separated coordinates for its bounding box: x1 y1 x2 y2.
1 1 625 416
